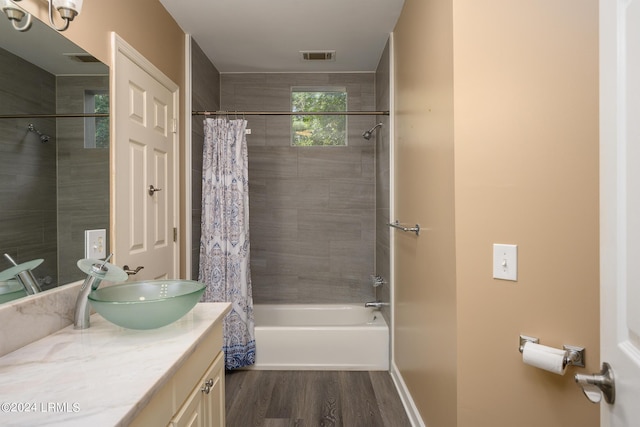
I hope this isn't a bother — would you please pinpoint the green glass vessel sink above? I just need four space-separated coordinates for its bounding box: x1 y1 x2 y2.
88 280 206 330
0 280 27 304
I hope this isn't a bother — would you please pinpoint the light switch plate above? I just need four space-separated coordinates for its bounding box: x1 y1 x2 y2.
85 229 107 259
493 244 518 281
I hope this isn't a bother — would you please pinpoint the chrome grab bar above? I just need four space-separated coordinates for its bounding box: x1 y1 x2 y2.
387 220 420 236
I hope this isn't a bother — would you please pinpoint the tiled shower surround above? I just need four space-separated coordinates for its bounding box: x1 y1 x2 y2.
191 40 221 278
0 47 57 286
221 73 378 304
375 41 391 323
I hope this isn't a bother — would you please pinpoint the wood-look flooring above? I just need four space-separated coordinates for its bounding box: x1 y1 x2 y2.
225 370 411 427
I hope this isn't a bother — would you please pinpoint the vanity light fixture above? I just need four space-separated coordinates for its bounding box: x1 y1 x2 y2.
0 0 32 32
1 0 81 32
48 0 83 32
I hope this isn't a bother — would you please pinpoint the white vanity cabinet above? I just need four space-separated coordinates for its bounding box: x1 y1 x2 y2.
131 319 226 427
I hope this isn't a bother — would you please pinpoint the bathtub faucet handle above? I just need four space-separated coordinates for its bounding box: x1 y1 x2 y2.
371 275 386 287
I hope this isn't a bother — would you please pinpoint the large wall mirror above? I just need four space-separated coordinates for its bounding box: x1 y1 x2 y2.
0 1 109 304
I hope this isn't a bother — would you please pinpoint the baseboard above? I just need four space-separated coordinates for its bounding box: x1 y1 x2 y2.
389 361 426 427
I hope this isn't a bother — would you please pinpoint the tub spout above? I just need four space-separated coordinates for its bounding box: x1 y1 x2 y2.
364 301 389 309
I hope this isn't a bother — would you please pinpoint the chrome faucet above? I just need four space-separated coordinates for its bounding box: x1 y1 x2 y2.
3 253 42 295
74 262 108 329
74 255 127 329
365 301 389 309
366 274 389 309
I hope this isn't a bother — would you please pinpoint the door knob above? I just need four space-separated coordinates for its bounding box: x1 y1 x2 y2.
123 265 144 276
574 362 615 404
148 185 162 196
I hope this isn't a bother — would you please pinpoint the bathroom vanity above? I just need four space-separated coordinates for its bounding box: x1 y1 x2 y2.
0 302 230 426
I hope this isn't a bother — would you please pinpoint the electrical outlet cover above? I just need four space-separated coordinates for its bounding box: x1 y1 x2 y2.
85 229 107 259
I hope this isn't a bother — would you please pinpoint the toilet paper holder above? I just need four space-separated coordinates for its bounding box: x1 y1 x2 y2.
519 335 585 368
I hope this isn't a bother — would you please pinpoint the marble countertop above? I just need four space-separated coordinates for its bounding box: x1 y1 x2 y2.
0 302 230 427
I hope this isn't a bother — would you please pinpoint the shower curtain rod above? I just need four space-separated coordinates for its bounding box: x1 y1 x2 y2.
0 113 109 119
192 110 389 116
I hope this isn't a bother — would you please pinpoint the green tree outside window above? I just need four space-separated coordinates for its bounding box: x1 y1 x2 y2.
84 90 109 149
291 88 347 146
94 93 109 148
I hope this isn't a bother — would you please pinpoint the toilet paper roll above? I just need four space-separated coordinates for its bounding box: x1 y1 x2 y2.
522 341 567 375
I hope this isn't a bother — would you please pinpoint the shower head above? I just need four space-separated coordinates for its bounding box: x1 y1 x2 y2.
362 122 383 140
27 123 51 143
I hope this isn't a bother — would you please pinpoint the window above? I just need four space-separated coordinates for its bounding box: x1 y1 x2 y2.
84 90 109 148
291 87 347 146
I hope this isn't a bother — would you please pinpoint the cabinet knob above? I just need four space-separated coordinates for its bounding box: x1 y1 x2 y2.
201 378 214 394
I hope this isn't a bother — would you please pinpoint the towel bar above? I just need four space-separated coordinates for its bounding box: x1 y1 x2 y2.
388 220 420 236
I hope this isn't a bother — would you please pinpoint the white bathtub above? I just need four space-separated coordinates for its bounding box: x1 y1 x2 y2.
250 304 389 371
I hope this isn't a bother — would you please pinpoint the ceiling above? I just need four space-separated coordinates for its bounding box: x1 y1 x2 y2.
159 0 405 73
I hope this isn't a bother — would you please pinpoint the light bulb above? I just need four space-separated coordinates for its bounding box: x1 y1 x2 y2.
52 0 83 20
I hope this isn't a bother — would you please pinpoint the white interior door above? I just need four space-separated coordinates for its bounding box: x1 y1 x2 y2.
600 0 640 425
112 34 179 281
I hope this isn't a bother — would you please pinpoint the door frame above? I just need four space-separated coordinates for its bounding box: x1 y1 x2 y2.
110 32 180 275
184 35 193 280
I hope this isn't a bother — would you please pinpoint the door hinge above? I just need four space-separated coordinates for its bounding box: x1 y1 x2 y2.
173 227 177 242
172 118 177 134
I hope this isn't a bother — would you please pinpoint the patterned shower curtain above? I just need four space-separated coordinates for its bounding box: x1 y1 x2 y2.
199 117 255 369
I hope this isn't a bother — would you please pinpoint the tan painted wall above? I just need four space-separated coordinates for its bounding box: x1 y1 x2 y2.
394 0 599 425
453 0 599 425
18 0 184 83
393 1 458 425
19 0 187 276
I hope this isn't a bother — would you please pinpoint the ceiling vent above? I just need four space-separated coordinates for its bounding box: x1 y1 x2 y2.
300 51 336 61
63 53 101 63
